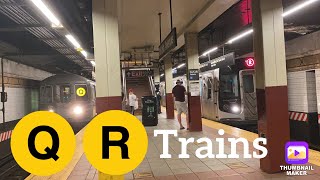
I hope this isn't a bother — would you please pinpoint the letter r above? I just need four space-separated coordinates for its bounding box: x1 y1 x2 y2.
102 126 129 159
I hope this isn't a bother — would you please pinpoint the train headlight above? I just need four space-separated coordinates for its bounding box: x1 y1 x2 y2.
48 106 54 112
231 105 240 113
73 106 83 115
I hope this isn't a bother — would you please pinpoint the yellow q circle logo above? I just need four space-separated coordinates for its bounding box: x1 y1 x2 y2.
83 110 148 175
10 111 75 176
76 87 86 97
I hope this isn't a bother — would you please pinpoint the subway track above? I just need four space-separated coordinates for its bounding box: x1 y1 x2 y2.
0 120 90 180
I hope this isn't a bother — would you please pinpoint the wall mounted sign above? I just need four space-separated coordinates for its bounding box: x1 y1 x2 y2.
200 52 235 72
159 28 177 60
188 69 199 81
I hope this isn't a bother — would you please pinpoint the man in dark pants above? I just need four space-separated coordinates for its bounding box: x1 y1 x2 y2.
172 80 189 130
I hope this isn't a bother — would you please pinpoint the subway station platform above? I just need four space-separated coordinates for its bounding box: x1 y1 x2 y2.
25 110 320 180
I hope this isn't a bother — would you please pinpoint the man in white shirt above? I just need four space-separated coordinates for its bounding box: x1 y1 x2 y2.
128 89 137 115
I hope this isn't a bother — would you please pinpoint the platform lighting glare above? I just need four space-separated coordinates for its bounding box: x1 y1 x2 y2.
81 50 88 58
65 34 81 49
202 47 218 56
172 68 177 71
283 0 319 17
177 63 186 69
31 0 61 27
227 29 253 44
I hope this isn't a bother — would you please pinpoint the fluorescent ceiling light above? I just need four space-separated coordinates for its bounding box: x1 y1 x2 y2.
66 34 81 49
283 0 319 17
227 29 253 44
31 0 61 27
90 61 96 66
129 68 150 71
202 47 218 56
172 68 177 71
177 63 186 69
81 50 87 58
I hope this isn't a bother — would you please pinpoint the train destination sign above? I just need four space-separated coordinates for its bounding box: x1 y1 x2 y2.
126 70 154 78
199 53 235 72
188 69 199 81
159 28 177 60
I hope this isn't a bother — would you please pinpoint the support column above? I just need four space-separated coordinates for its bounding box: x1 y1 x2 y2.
252 0 289 173
184 33 202 131
92 0 122 113
164 56 174 119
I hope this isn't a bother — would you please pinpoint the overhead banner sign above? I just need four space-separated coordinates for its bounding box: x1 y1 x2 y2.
159 28 177 60
200 53 235 72
126 70 154 78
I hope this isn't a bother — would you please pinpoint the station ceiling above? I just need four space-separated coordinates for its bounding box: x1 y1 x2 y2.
0 0 319 77
0 0 93 77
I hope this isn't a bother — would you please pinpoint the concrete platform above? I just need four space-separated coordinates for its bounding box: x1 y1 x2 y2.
27 111 320 180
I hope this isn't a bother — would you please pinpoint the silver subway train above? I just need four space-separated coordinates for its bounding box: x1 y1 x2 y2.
160 53 258 125
39 74 96 122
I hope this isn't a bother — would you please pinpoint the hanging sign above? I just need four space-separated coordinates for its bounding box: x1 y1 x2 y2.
126 70 154 78
159 28 177 60
200 53 235 72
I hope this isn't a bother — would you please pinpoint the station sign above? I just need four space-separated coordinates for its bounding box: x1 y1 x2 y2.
199 53 235 72
188 69 199 81
159 28 177 60
126 70 154 78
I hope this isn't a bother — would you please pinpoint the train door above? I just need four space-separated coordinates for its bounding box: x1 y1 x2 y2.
239 70 258 121
212 77 219 120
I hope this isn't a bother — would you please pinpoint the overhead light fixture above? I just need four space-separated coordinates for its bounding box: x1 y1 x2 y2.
160 74 164 77
172 68 177 71
66 34 81 49
81 50 88 58
177 63 186 69
227 29 253 44
129 68 150 71
90 61 96 66
31 0 62 27
283 0 319 17
202 47 218 56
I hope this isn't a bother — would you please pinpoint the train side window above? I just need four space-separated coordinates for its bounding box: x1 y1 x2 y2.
207 77 212 99
75 84 88 101
243 75 254 93
60 85 72 103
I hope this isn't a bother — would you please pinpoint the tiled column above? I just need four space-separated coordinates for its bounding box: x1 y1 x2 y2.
92 0 122 113
252 0 290 173
184 32 202 131
164 56 174 119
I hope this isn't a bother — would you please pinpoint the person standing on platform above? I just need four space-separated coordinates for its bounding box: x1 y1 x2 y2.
172 80 189 130
128 89 137 115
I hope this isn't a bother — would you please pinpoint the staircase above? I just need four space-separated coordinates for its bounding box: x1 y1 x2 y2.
125 76 153 115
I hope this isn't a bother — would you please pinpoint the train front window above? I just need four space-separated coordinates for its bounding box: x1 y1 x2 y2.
40 86 53 103
60 85 71 103
243 75 254 93
219 73 239 99
75 84 88 101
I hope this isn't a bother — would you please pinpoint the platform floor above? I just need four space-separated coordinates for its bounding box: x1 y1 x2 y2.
27 111 320 180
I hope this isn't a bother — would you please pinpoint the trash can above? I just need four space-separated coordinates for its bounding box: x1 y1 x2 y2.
141 96 158 126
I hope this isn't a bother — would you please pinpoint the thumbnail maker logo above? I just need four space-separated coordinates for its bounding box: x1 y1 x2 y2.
285 141 308 164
